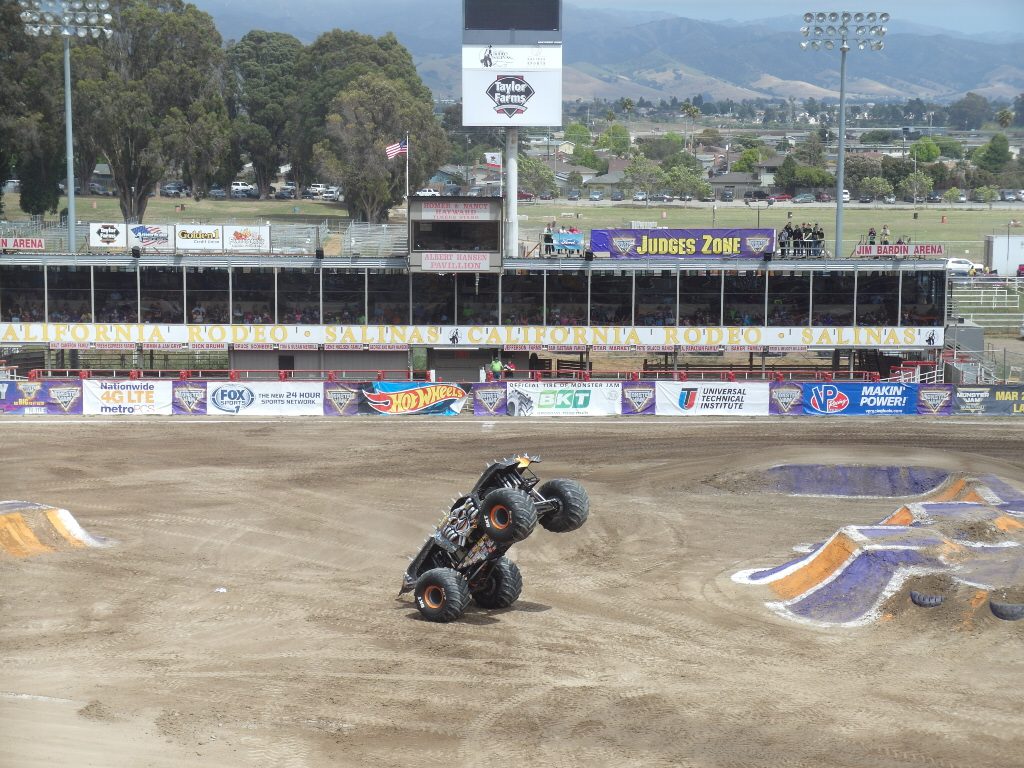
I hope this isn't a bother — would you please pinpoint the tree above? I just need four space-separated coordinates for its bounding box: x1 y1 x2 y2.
996 109 1014 129
973 185 998 207
1014 94 1024 127
664 165 708 200
933 136 964 159
321 72 446 223
730 148 761 173
774 155 799 193
563 122 591 148
595 123 630 156
623 154 664 204
517 154 556 196
793 132 826 168
974 134 1011 173
899 171 933 201
843 155 883 194
82 0 228 222
860 176 894 201
163 95 232 200
859 129 897 144
942 187 962 204
909 137 940 163
947 92 991 130
227 31 304 198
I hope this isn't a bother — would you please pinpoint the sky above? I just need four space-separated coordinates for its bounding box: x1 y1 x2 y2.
577 0 1024 36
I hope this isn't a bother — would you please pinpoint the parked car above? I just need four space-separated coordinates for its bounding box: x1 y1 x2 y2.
567 189 581 201
588 190 603 201
945 257 984 275
307 183 329 198
323 187 342 201
230 181 254 196
610 190 624 202
719 190 734 202
2 179 20 193
653 192 674 202
679 193 693 201
89 182 113 196
415 188 441 196
274 188 295 200
903 195 925 203
815 191 833 202
539 190 555 200
700 193 715 202
793 193 815 203
207 186 226 200
926 192 943 203
632 191 647 202
858 195 874 203
769 192 792 202
957 192 967 203
883 194 896 204
517 190 536 201
842 189 850 202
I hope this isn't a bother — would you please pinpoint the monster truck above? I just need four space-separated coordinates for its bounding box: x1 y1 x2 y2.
399 455 589 622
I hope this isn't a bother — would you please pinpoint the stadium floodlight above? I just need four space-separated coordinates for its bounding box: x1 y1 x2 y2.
18 0 114 253
800 11 890 258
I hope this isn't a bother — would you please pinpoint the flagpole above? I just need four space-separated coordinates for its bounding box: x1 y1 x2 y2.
405 132 410 203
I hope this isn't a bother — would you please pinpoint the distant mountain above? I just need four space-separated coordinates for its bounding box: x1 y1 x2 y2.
194 0 1023 103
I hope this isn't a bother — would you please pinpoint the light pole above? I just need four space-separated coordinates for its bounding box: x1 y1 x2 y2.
745 199 773 228
18 0 113 253
801 11 888 257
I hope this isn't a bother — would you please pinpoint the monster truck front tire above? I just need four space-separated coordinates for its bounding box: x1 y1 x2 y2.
414 568 471 623
472 557 523 609
537 479 590 532
480 488 537 544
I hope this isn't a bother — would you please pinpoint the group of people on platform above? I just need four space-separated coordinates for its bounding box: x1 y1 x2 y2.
777 222 826 257
542 222 582 256
864 224 914 246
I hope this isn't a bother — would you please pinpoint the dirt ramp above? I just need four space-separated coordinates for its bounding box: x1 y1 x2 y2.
0 501 109 558
759 464 951 497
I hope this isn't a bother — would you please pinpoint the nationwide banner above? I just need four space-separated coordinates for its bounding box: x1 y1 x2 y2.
0 379 82 415
0 323 944 350
802 382 918 416
207 381 323 416
655 382 769 416
82 379 173 416
505 381 621 417
954 385 1024 415
590 228 777 259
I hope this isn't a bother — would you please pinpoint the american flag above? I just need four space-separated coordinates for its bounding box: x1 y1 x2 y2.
385 139 408 159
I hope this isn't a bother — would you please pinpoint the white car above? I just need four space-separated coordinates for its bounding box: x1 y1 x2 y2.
230 181 254 194
415 188 440 196
322 187 342 201
842 189 850 202
945 258 984 275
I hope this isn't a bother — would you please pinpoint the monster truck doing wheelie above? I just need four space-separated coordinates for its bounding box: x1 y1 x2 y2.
399 455 589 622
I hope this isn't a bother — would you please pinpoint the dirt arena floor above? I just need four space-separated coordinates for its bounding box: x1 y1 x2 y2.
2 417 1022 768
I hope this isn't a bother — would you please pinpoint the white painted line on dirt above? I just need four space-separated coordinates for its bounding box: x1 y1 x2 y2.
0 692 78 704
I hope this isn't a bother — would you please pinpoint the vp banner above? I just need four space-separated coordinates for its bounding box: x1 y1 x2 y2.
0 379 82 415
655 382 769 415
590 228 776 259
802 383 918 416
505 382 621 417
83 380 173 415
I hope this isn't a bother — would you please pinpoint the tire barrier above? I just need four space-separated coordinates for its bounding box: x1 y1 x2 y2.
732 471 1024 627
0 501 110 558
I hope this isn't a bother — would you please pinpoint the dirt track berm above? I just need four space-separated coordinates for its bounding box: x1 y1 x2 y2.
399 455 589 623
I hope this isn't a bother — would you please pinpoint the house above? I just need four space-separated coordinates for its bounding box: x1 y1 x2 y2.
708 172 760 199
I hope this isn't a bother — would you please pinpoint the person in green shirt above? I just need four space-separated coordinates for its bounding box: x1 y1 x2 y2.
490 357 503 379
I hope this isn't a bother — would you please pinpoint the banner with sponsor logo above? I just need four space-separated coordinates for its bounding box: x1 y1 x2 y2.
505 381 621 417
916 384 955 416
89 223 127 249
359 382 468 416
954 385 1024 415
769 382 804 415
590 228 776 259
207 381 323 416
173 381 207 415
127 223 173 252
83 379 173 416
621 381 657 416
462 45 562 127
223 225 270 253
473 382 508 417
655 382 769 416
323 383 362 416
175 225 223 251
0 379 82 415
802 383 918 416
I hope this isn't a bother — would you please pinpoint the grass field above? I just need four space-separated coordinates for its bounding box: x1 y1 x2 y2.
3 191 1021 255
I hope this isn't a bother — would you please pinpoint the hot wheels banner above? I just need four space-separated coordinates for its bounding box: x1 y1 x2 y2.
621 381 657 415
361 382 468 415
472 382 508 416
505 382 621 417
803 383 918 416
0 379 82 415
83 379 173 415
655 382 769 415
590 228 776 259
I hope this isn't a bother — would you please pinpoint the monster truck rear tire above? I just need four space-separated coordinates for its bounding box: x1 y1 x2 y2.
537 479 590 532
414 568 471 623
480 488 537 544
472 557 523 609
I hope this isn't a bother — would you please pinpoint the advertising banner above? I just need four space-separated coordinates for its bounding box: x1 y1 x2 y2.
127 223 173 252
505 381 621 417
954 386 1024 415
323 383 361 416
175 225 224 251
420 253 492 271
0 236 44 250
621 381 657 416
173 381 207 415
207 381 323 416
851 243 945 258
462 67 562 127
590 228 777 259
223 225 270 253
83 379 173 415
916 384 954 416
769 383 804 415
551 232 583 252
802 383 918 416
0 323 944 350
0 379 82 415
89 223 127 249
472 382 508 417
655 382 769 416
360 382 468 415
417 200 499 221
